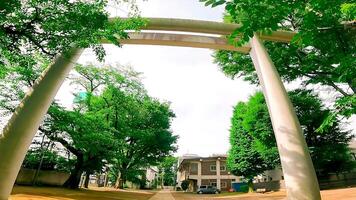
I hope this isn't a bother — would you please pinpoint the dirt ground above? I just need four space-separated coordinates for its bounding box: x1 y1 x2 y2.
172 187 356 200
10 186 356 200
10 186 155 200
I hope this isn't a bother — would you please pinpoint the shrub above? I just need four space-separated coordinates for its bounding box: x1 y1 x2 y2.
22 148 73 172
239 185 249 193
181 180 189 191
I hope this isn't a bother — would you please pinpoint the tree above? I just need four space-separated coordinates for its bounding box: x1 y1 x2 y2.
0 0 145 78
201 0 356 120
227 89 355 188
42 104 118 189
96 86 178 188
227 102 274 192
158 156 178 187
42 64 147 189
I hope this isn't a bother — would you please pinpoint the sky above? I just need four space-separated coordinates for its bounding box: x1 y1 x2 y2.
54 0 355 157
56 0 260 157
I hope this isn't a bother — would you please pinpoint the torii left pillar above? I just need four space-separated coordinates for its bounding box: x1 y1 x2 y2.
0 48 83 200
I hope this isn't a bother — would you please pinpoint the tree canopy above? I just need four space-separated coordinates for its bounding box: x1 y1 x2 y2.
0 0 145 78
227 89 355 184
158 156 178 187
201 0 356 120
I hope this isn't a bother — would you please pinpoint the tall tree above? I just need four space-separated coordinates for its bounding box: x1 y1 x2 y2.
227 89 355 188
96 86 178 188
42 104 118 189
201 0 355 120
227 102 273 192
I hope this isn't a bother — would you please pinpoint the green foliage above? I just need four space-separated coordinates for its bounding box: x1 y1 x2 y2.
158 156 178 186
228 89 355 177
202 0 356 120
22 148 72 172
239 184 249 193
0 0 145 77
341 3 356 20
97 85 178 187
227 101 274 180
181 180 189 191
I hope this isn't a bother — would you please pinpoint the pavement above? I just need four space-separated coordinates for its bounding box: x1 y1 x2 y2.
149 189 176 200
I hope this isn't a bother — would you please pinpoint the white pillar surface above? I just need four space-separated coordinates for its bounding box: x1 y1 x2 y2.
249 34 321 200
216 159 221 190
0 48 83 200
197 161 202 186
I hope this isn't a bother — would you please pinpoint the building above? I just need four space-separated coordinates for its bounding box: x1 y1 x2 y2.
176 154 242 191
145 166 159 189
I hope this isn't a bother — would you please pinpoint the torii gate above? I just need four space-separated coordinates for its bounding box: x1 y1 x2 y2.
0 18 321 200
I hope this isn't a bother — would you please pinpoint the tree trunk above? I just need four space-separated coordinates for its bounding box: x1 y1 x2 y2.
63 154 84 189
119 171 126 189
248 179 254 193
114 171 121 189
84 173 90 188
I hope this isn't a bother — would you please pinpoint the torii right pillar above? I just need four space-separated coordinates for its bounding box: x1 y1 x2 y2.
249 33 321 200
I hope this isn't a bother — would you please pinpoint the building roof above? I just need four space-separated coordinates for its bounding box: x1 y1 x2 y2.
177 154 227 170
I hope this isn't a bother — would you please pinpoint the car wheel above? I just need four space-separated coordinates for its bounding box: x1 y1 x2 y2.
198 191 203 194
215 191 219 194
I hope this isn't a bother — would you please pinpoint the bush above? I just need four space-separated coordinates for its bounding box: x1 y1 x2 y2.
22 148 73 172
239 185 249 193
22 149 57 170
181 180 189 191
55 156 75 173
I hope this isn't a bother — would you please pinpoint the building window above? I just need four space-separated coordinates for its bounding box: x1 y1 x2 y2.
210 165 216 171
281 176 284 180
220 165 226 171
221 182 227 188
210 182 217 187
190 163 198 173
231 179 236 182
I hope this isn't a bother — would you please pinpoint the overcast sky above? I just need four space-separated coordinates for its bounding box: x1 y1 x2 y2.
54 0 355 157
56 0 258 157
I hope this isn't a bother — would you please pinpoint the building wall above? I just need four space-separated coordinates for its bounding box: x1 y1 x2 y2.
201 161 216 175
16 168 70 186
219 161 228 175
221 179 232 191
177 156 243 191
201 179 217 186
189 163 198 175
255 168 284 183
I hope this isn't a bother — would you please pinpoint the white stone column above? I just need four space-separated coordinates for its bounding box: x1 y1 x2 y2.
0 48 83 200
216 159 221 190
249 34 321 200
197 161 202 186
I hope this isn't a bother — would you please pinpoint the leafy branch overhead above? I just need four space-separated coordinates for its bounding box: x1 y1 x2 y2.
201 0 355 120
0 0 146 77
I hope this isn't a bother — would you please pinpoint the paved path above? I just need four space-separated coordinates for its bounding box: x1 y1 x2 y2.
149 189 175 200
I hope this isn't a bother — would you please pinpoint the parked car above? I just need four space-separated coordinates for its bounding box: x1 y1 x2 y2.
197 185 220 194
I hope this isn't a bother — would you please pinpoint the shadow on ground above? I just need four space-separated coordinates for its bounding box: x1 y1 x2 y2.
11 186 155 200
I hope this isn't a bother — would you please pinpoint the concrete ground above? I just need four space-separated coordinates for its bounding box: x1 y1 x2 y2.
148 190 175 200
10 186 356 200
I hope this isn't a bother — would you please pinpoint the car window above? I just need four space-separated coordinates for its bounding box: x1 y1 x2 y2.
200 186 206 188
207 186 213 189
